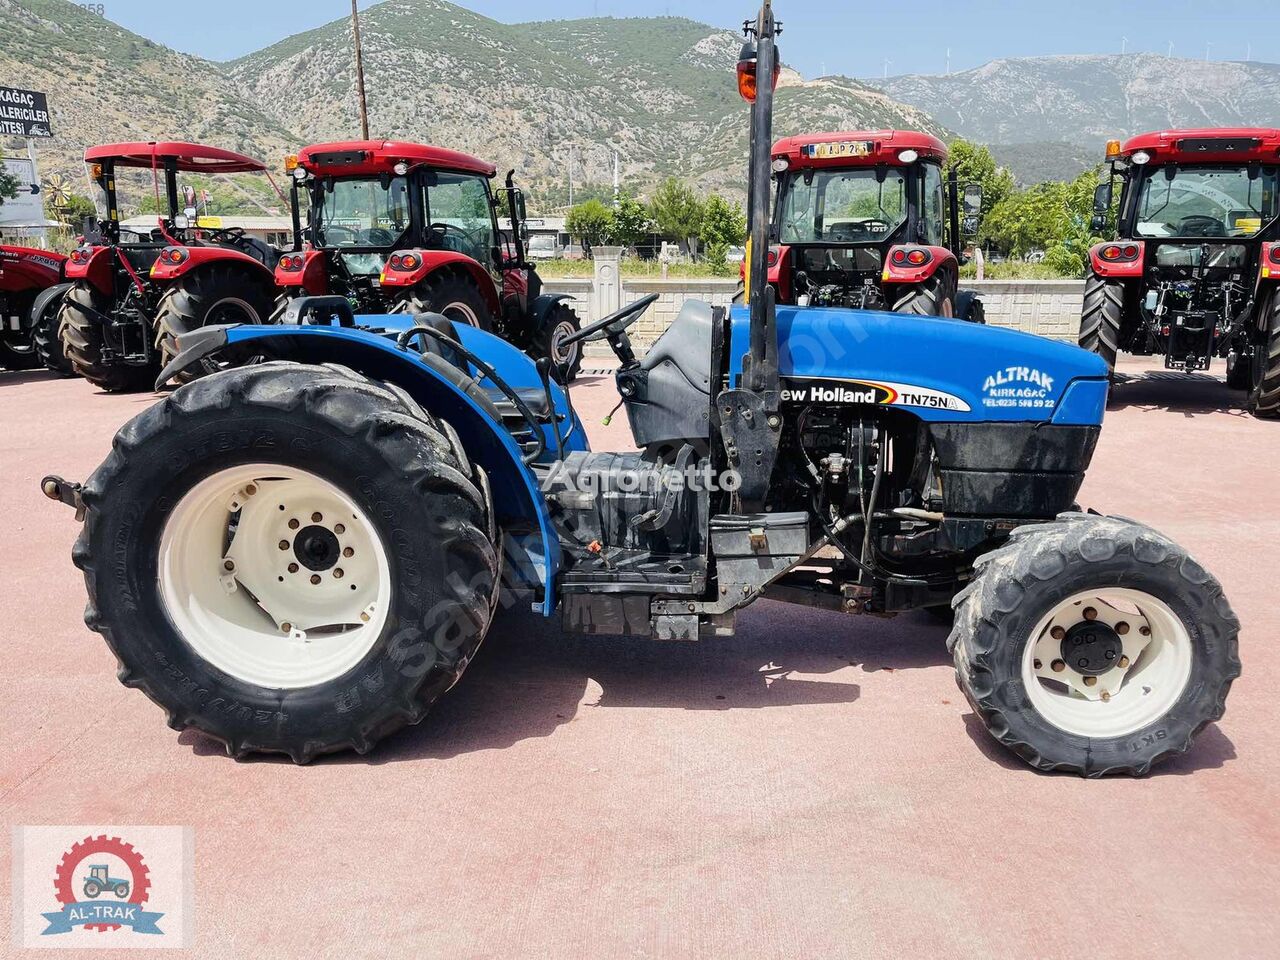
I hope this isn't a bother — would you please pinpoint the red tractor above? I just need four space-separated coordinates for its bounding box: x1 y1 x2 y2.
275 140 584 380
0 244 70 372
753 130 984 319
59 142 282 391
1080 127 1280 417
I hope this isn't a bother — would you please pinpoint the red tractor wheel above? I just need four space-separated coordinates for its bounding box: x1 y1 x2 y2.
394 271 494 331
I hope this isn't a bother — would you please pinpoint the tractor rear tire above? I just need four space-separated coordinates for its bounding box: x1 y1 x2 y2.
155 265 273 383
1078 273 1123 374
59 282 157 393
73 362 499 763
533 302 583 382
31 283 73 375
1248 290 1280 419
0 291 40 370
954 289 986 325
949 513 1240 777
892 275 954 317
395 271 494 332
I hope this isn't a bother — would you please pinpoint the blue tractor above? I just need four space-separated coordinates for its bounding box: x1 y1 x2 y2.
44 2 1238 776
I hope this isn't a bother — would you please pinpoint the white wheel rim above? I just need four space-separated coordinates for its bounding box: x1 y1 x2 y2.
551 320 578 365
441 300 480 327
1022 588 1192 738
158 464 391 689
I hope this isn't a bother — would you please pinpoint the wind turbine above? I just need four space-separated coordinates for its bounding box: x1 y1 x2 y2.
946 47 951 75
1205 41 1212 61
883 57 892 80
1167 40 1174 58
1121 36 1128 55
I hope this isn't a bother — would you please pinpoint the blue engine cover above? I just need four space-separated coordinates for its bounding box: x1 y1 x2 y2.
728 306 1110 426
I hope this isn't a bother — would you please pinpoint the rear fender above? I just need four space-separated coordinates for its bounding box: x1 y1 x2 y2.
379 250 500 314
161 320 576 614
1089 240 1145 278
149 245 275 285
274 249 328 293
0 246 66 291
527 293 573 333
1260 242 1280 282
739 244 791 301
881 245 955 285
64 246 113 294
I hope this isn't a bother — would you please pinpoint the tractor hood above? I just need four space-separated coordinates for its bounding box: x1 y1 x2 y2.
728 305 1110 426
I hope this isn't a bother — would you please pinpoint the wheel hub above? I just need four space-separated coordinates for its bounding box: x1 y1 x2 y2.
294 524 340 571
1061 619 1122 676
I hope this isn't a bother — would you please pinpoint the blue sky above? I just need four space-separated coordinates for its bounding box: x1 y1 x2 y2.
98 0 1271 75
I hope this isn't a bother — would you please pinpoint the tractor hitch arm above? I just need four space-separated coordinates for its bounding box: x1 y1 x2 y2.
41 475 86 521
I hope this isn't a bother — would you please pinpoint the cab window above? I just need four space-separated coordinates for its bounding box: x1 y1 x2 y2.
921 163 946 246
427 173 497 266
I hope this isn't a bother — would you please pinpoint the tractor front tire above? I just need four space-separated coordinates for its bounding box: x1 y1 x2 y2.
155 265 274 383
73 362 500 762
58 282 156 392
892 274 955 317
31 283 73 375
534 302 583 382
954 289 986 325
949 513 1240 777
1079 273 1124 374
1248 290 1280 419
395 271 494 331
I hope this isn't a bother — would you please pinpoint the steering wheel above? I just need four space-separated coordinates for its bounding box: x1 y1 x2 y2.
559 293 659 367
1178 215 1227 238
321 225 357 245
430 221 485 256
364 227 397 246
207 226 246 244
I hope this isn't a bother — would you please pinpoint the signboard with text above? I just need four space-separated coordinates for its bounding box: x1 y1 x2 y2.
0 158 45 227
0 87 53 138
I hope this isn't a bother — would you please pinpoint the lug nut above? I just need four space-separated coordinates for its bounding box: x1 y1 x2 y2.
1051 626 1065 640
1077 658 1090 669
334 523 346 535
1100 691 1111 702
310 574 322 585
1140 625 1151 636
1083 675 1098 687
1051 659 1066 673
281 622 292 633
279 540 289 551
1033 659 1043 670
288 563 299 573
1083 606 1098 621
1118 655 1130 669
1116 621 1130 635
311 512 323 523
360 612 370 623
343 547 354 558
288 518 300 530
333 568 344 579
223 560 235 571
245 483 258 496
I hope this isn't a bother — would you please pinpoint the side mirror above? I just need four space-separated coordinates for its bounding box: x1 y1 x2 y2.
961 215 980 237
1090 213 1109 233
962 183 983 217
1092 182 1113 214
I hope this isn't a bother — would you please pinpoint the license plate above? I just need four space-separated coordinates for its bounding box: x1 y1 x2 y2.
806 140 874 159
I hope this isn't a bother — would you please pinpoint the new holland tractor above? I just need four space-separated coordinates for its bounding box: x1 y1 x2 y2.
58 142 283 392
44 2 1239 777
1080 127 1280 417
0 243 70 372
274 141 584 381
748 127 985 320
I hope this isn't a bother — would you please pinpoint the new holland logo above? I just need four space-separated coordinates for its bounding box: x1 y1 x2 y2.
781 378 971 412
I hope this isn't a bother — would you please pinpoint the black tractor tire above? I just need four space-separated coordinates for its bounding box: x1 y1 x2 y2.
892 274 955 317
58 282 156 393
1248 289 1280 418
1078 272 1124 373
73 362 500 763
533 302 583 382
949 513 1240 777
394 270 494 332
0 333 40 370
31 282 74 375
954 289 986 325
154 265 274 383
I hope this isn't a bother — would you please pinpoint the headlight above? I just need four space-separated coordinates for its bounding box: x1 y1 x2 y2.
897 149 919 163
1131 150 1152 165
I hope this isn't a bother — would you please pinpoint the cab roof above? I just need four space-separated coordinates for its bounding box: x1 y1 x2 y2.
83 142 265 173
1119 128 1280 165
772 130 948 169
297 140 496 178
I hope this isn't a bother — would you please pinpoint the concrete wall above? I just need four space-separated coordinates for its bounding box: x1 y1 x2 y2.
542 251 1086 357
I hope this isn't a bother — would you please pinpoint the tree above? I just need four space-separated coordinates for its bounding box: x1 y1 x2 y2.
0 152 19 208
649 177 704 254
566 198 613 255
699 194 746 273
948 139 1015 219
610 191 651 250
980 167 1106 276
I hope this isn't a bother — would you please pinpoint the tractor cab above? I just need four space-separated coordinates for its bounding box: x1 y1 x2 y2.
1082 128 1280 396
59 142 282 391
759 130 983 318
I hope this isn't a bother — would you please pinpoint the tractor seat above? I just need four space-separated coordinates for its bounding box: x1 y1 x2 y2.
235 235 281 270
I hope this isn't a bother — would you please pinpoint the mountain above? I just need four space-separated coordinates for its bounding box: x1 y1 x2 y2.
0 0 297 212
225 0 948 205
2 0 950 213
873 53 1280 182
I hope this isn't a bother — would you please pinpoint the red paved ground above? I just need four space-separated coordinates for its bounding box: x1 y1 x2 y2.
1 356 1276 958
